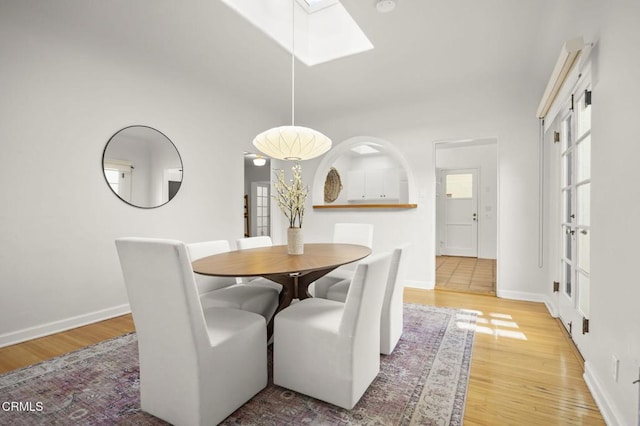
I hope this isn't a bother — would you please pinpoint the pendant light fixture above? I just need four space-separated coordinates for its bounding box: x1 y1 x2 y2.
252 155 267 166
252 0 332 161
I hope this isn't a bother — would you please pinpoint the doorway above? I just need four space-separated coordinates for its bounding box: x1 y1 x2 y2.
434 139 498 295
244 153 271 238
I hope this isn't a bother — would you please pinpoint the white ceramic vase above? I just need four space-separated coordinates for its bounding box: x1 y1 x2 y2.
287 227 304 255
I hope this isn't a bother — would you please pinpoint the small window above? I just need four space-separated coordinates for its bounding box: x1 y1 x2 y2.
445 174 473 198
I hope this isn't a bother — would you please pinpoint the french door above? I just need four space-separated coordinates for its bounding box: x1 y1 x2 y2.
558 77 592 351
250 181 270 237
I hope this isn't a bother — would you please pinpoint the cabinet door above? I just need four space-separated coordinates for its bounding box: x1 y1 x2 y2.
365 170 385 200
347 170 366 200
366 169 399 200
383 169 399 199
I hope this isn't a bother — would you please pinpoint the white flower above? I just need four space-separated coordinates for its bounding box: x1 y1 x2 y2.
273 163 308 228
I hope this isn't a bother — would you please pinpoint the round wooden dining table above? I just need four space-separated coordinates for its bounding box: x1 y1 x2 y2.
192 243 371 336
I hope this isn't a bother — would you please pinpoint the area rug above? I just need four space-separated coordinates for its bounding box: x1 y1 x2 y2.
0 304 475 425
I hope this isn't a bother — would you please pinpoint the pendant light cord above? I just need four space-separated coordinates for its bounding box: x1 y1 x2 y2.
291 0 295 126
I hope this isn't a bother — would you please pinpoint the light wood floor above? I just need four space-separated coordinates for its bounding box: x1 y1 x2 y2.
0 315 135 374
436 255 497 295
406 289 604 425
0 290 604 425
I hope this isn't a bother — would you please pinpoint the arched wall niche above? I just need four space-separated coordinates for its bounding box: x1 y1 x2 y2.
312 136 417 207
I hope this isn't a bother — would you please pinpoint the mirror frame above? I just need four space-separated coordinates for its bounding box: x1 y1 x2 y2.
102 125 183 209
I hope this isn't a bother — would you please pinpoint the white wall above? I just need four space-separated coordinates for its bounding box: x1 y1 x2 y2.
0 5 276 344
435 142 498 259
583 2 640 424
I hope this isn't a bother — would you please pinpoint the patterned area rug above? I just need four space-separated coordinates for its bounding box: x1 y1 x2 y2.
0 304 475 425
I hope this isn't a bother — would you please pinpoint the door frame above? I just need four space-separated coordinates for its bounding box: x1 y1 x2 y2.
433 138 500 292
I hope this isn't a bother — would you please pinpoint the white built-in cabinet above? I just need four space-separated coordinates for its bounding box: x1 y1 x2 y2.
347 169 399 201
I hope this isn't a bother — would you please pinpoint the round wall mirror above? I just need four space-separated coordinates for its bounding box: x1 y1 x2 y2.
102 125 183 208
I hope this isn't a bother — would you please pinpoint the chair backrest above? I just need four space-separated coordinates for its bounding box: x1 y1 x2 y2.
381 243 410 353
236 236 273 250
339 252 391 350
187 240 237 294
333 223 374 248
115 238 206 405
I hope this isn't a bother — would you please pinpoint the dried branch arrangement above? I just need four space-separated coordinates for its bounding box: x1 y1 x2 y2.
273 163 308 228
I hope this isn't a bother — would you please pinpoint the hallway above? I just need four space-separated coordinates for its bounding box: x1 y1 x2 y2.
435 256 496 295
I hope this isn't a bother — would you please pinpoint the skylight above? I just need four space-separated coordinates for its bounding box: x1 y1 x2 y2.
296 0 338 13
221 0 373 66
351 144 381 155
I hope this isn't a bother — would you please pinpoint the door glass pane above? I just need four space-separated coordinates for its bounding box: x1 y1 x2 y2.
564 262 572 297
563 189 573 222
578 272 590 318
104 169 120 193
577 135 591 182
577 183 590 226
562 115 572 152
577 93 592 137
254 184 269 237
445 174 473 198
578 229 590 273
565 151 573 186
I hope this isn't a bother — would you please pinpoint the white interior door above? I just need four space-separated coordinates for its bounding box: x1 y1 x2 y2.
440 169 478 257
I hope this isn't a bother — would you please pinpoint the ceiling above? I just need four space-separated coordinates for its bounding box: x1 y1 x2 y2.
8 0 595 121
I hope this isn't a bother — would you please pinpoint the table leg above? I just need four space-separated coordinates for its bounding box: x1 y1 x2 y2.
297 267 340 300
261 274 296 340
262 266 340 338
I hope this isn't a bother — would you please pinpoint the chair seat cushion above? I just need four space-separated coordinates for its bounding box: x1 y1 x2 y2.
247 277 283 293
325 279 350 303
194 273 237 294
311 268 353 298
276 298 344 336
202 307 266 346
200 285 279 321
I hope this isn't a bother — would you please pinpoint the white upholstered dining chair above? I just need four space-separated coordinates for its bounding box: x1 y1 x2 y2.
322 243 409 355
312 223 374 298
188 240 279 321
273 251 391 410
235 236 282 293
116 237 267 426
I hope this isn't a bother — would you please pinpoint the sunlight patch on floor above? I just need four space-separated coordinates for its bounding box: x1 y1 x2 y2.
456 309 527 340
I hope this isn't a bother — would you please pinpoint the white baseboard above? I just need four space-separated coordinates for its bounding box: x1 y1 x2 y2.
0 304 131 348
496 289 548 303
405 280 434 290
584 361 625 426
543 294 559 318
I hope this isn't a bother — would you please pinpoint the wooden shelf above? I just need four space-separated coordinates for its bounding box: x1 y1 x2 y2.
313 203 417 209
